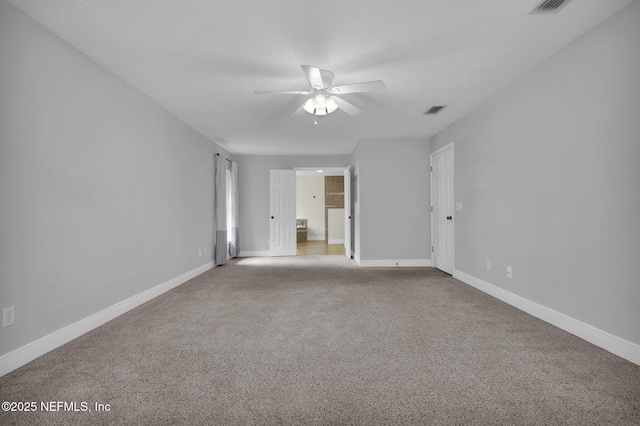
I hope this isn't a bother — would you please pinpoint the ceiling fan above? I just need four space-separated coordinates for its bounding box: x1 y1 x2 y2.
254 65 385 122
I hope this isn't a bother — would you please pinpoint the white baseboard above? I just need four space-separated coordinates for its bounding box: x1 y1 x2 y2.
238 251 271 257
307 236 325 241
328 239 344 245
0 261 215 377
453 269 640 366
358 259 432 267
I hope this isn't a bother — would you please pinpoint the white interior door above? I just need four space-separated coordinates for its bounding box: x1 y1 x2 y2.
431 144 454 274
344 166 352 258
270 169 296 256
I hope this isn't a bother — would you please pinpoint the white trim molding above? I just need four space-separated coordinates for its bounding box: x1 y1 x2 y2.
306 236 325 241
453 269 640 366
238 251 272 257
358 259 432 268
0 262 215 377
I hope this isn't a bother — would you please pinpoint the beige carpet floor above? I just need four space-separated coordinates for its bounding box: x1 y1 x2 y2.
1 255 639 425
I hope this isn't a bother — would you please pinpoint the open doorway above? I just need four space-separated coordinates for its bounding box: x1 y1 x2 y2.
295 167 349 256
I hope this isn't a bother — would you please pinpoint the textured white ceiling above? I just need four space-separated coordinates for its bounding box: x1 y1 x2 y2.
8 0 634 155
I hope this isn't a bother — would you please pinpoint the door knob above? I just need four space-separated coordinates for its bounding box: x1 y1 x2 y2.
447 216 452 220
271 216 274 219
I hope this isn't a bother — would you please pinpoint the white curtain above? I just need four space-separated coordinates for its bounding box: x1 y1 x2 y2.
229 160 240 258
214 154 239 266
214 154 227 266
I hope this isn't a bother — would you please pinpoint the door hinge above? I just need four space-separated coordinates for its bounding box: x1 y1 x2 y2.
430 166 433 172
430 206 433 212
431 246 434 253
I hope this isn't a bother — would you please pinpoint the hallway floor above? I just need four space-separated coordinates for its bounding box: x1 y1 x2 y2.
297 240 346 256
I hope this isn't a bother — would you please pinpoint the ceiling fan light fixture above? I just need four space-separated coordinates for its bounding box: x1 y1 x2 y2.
302 98 315 114
326 97 338 113
302 92 337 116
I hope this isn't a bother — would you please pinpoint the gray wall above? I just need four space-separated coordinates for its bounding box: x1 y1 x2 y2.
431 0 640 345
237 155 350 253
0 1 228 356
351 139 431 262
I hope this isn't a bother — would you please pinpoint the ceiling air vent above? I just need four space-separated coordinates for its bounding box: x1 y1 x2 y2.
424 106 446 115
530 0 573 14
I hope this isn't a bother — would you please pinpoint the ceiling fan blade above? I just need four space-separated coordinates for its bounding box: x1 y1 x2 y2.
291 102 306 117
332 96 362 116
254 90 310 95
331 80 386 94
301 65 324 89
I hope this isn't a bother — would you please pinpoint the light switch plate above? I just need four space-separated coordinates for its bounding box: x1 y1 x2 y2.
455 202 463 211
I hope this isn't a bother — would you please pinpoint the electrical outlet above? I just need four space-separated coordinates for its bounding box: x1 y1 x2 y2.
198 249 202 257
486 261 491 271
204 247 207 254
507 266 513 278
2 306 15 328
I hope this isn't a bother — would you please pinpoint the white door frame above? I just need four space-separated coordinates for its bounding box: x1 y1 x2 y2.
430 142 455 274
344 166 352 259
292 166 352 257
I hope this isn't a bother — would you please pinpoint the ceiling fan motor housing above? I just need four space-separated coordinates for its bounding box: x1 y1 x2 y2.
319 69 335 88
